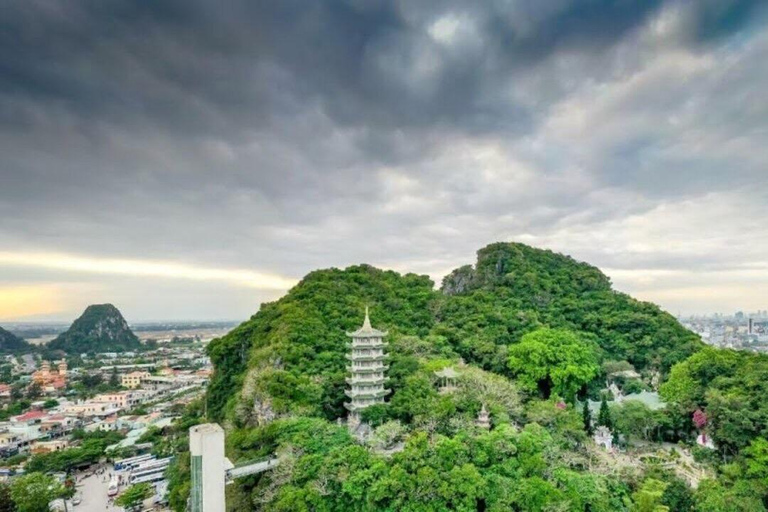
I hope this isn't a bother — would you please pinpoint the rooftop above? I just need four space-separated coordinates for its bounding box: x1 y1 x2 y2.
347 307 388 338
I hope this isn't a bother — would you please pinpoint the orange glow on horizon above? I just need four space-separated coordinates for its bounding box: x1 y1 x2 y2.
0 285 64 320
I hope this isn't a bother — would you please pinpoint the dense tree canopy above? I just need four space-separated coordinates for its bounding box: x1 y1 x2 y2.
208 242 702 424
200 242 736 512
661 348 768 456
507 328 599 400
10 473 64 512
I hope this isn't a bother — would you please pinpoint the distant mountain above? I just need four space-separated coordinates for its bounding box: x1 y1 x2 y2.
0 325 31 354
48 304 141 354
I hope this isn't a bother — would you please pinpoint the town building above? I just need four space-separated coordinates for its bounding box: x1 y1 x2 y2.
344 308 390 426
122 371 151 389
31 360 67 393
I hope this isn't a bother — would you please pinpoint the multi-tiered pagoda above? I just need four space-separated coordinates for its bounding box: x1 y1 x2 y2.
345 307 390 425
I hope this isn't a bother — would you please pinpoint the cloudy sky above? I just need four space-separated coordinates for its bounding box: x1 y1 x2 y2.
1 0 767 322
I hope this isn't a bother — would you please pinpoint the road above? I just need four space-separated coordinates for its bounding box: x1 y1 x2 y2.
74 468 124 512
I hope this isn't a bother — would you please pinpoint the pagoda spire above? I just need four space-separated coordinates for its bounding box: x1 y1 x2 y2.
363 306 372 330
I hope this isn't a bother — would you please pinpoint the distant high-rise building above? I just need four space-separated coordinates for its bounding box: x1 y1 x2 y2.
345 307 390 424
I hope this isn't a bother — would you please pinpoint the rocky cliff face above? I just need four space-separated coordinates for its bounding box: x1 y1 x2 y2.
0 326 31 354
48 304 141 354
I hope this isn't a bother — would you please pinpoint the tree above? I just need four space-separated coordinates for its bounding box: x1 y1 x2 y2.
597 397 612 429
661 477 694 512
116 483 152 510
694 479 766 512
743 437 768 481
25 381 41 400
630 478 669 512
10 473 64 512
613 401 659 441
507 328 600 400
42 399 59 409
367 421 405 451
109 367 120 388
693 409 708 442
0 483 16 512
582 400 593 435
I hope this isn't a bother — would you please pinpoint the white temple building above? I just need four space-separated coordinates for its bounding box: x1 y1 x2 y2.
594 426 613 450
345 307 390 426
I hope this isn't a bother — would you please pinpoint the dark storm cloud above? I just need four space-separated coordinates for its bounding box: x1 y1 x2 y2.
1 0 767 319
7 0 761 137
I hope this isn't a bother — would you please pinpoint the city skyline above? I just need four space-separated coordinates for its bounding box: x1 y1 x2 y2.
2 1 768 321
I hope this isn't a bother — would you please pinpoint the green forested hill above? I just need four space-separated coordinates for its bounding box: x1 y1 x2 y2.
193 243 768 511
206 265 436 423
48 304 141 354
207 242 701 423
0 325 31 354
436 243 702 373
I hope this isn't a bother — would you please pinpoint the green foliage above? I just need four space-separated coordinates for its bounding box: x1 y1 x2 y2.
660 477 694 512
583 399 593 435
694 479 766 512
438 243 701 372
661 348 768 456
597 397 613 429
25 430 123 473
10 473 64 512
507 328 599 400
743 437 768 481
208 265 436 423
629 478 668 512
232 418 621 511
210 242 703 426
0 483 15 512
115 483 152 509
203 242 713 510
48 303 140 354
0 399 30 422
41 399 59 409
611 400 661 442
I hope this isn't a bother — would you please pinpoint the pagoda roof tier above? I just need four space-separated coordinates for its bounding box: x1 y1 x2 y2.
346 376 388 385
346 365 388 374
345 353 387 362
347 339 388 347
345 389 390 399
434 366 461 379
346 307 388 338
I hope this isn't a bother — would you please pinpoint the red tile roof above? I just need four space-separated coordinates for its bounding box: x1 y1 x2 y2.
12 410 47 422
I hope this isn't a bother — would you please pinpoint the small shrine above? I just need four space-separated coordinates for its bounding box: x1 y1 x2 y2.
593 426 613 450
434 366 460 394
607 381 624 402
476 404 491 430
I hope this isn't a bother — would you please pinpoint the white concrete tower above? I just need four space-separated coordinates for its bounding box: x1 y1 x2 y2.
189 423 226 512
345 307 390 424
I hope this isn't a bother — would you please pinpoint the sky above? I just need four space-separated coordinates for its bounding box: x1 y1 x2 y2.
1 0 768 322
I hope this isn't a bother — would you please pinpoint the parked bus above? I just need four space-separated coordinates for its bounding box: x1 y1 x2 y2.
114 453 153 471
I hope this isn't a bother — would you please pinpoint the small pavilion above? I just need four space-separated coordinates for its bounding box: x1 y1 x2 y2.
434 366 460 394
